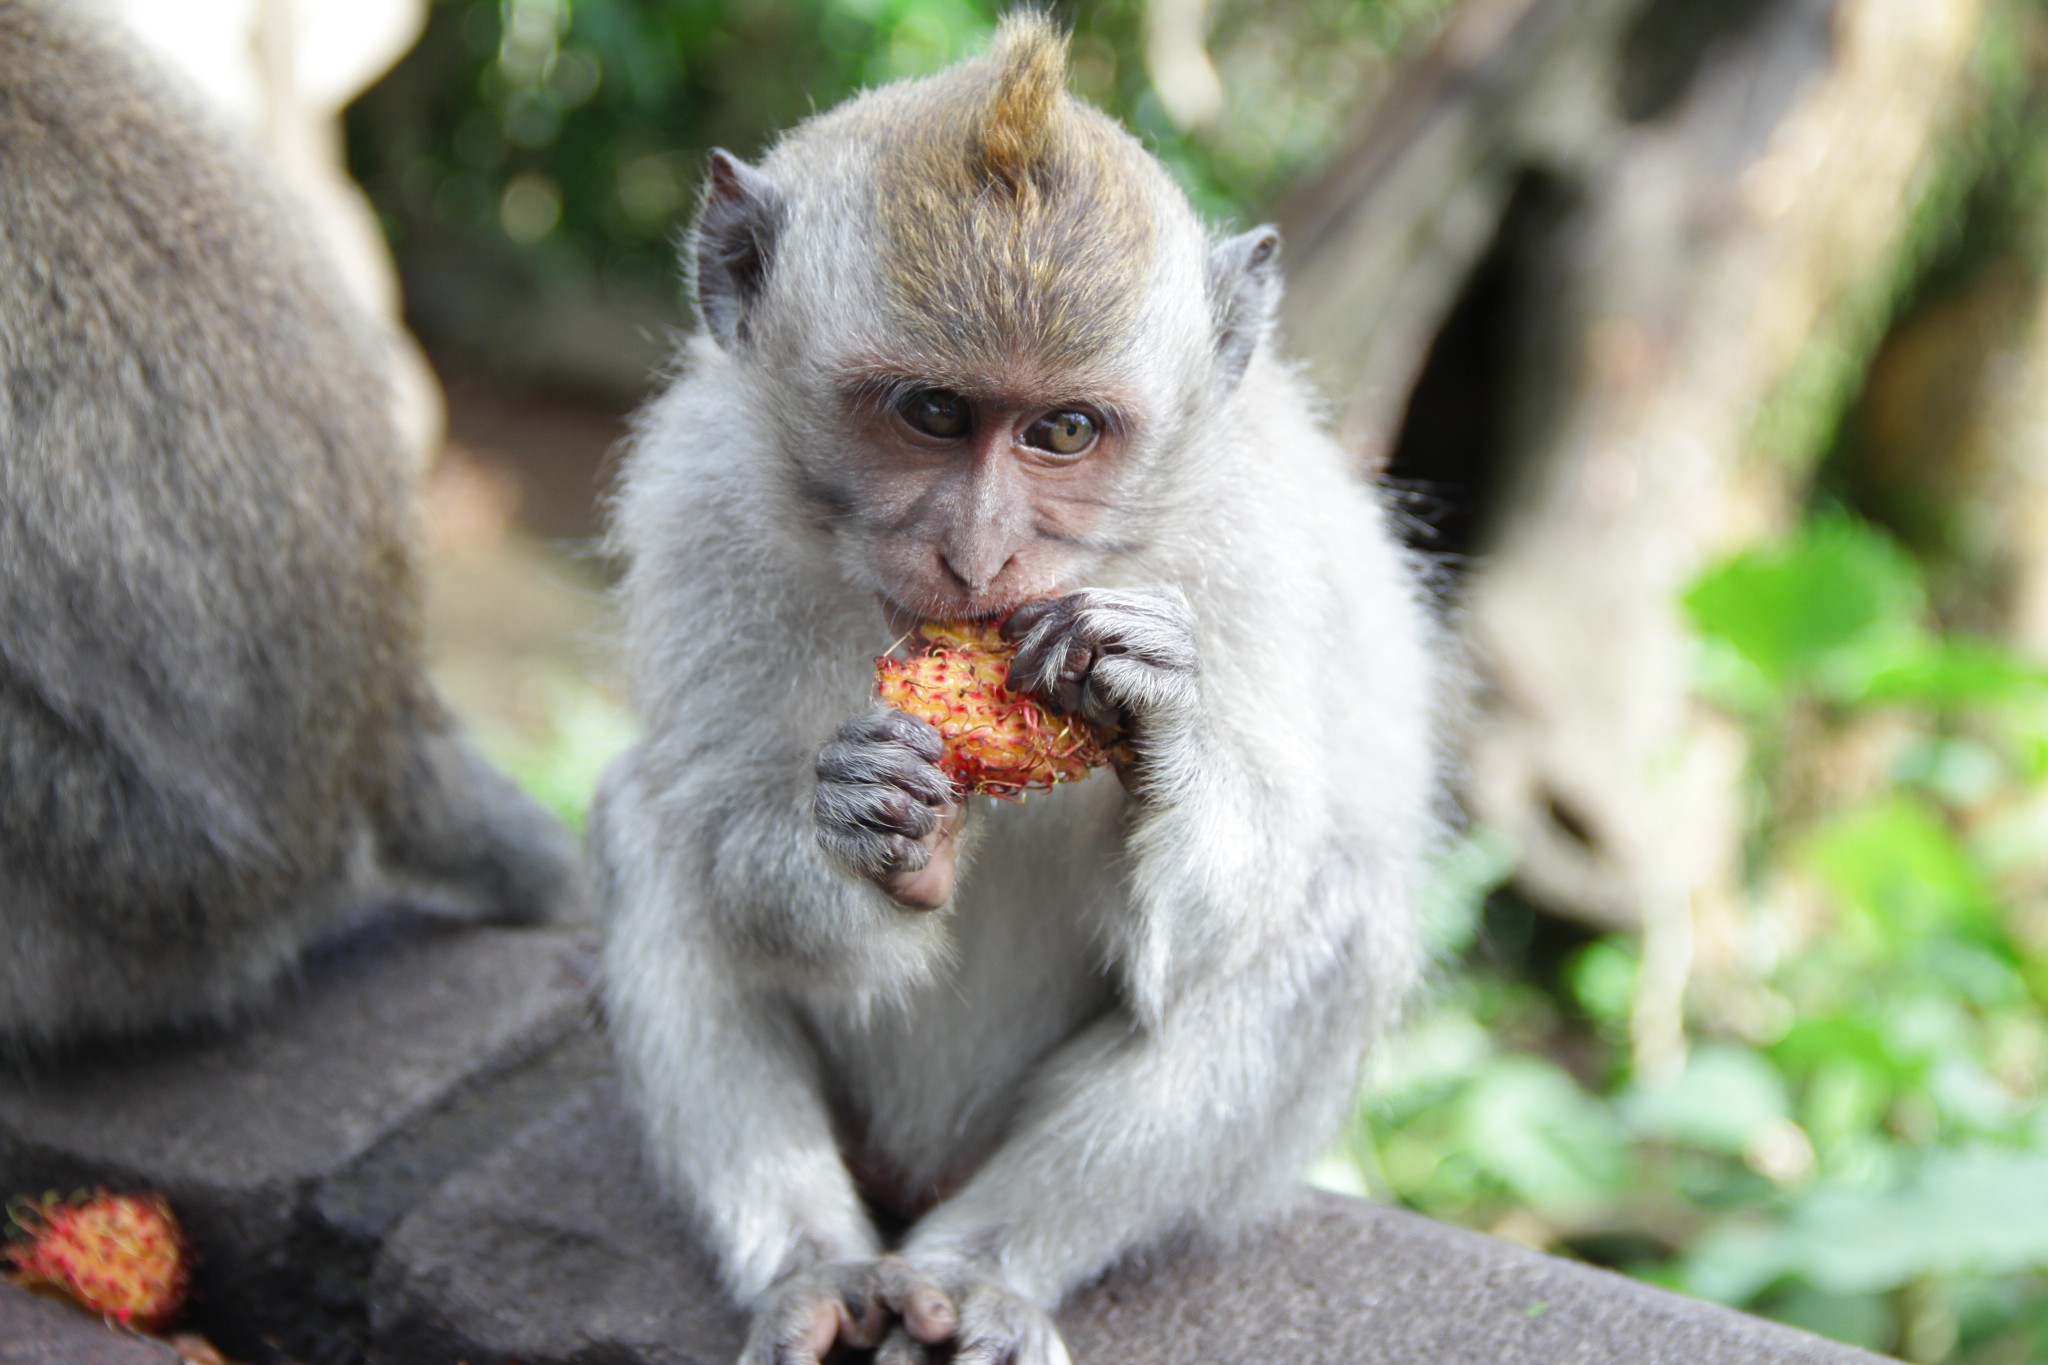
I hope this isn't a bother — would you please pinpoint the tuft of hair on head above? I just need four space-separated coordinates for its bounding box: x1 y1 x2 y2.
976 9 1070 193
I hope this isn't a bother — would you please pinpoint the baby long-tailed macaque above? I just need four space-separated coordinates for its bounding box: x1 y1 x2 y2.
0 0 574 1052
594 13 1440 1364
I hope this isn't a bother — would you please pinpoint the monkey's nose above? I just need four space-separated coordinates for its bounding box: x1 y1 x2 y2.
940 548 1017 596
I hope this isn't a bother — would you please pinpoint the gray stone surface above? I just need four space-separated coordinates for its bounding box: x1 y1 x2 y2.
0 1281 182 1365
370 1079 746 1365
372 1077 1896 1365
0 918 601 1365
1059 1200 1894 1364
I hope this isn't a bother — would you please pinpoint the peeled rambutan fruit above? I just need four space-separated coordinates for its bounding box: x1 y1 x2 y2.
876 615 1122 798
6 1190 188 1331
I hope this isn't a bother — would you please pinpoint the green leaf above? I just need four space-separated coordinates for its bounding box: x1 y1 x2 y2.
1755 1286 1895 1352
1369 1007 1496 1108
1683 1146 2048 1302
1799 797 1997 948
1891 734 2008 806
1682 514 1924 700
1417 827 1518 959
1860 637 2048 709
1454 1055 1632 1218
1566 938 1639 1029
1620 1043 1792 1156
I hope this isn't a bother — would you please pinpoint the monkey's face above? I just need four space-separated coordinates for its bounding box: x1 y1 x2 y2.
687 40 1280 627
830 375 1133 624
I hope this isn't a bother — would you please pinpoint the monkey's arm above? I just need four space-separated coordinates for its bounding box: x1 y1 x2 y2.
596 742 993 1363
898 914 1394 1305
912 564 1432 1329
1002 585 1389 1020
592 753 884 1291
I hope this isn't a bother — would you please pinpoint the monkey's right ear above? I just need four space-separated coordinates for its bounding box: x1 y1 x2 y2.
1207 225 1282 392
693 150 785 348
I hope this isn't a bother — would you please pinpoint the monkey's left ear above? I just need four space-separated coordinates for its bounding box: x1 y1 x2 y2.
1208 225 1281 392
693 149 785 348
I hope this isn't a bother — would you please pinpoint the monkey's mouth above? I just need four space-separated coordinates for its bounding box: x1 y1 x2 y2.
878 592 1024 638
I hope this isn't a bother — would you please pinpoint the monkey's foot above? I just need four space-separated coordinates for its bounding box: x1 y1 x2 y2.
873 1265 1071 1365
737 1257 957 1365
737 1262 885 1365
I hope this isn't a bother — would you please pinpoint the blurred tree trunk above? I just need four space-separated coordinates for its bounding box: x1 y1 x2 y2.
1828 1 2048 654
1277 0 1999 1066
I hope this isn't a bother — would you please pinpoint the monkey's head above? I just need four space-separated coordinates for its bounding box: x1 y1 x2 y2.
691 11 1279 623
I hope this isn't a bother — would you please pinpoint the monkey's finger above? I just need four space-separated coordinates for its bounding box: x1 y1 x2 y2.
860 790 941 840
874 1257 959 1344
1051 640 1099 717
1073 596 1196 671
837 1282 888 1349
736 1300 829 1365
816 739 953 807
815 819 932 878
815 777 941 840
878 752 959 807
952 1336 1072 1365
875 1327 932 1365
1085 654 1193 727
1003 593 1081 665
1006 617 1090 702
948 1302 1071 1365
840 705 947 763
879 833 934 876
998 595 1065 643
948 1317 1068 1365
1075 675 1125 733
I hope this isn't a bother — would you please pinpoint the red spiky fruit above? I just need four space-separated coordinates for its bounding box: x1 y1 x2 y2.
875 615 1122 798
6 1190 188 1331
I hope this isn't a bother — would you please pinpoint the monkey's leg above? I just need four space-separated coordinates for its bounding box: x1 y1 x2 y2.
371 694 578 924
893 930 1384 1365
589 755 893 1347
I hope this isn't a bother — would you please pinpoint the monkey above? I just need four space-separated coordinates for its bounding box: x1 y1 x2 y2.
591 13 1441 1364
0 0 576 1053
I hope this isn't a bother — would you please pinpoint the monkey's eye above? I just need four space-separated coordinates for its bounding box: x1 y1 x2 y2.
899 388 971 439
1023 410 1099 457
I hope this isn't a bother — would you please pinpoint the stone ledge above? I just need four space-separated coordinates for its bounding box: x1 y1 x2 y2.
370 1079 742 1364
0 1281 182 1365
0 918 600 1365
1 918 1900 1365
373 1077 1896 1365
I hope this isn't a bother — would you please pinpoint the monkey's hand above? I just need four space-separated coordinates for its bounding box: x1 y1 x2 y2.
739 1257 961 1365
870 1262 1070 1365
813 706 963 910
1002 588 1199 778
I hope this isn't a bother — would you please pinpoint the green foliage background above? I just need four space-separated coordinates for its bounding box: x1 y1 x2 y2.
1359 515 2048 1363
347 0 1449 313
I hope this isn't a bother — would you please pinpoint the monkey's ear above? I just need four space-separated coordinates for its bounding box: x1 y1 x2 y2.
693 149 785 348
1208 225 1281 392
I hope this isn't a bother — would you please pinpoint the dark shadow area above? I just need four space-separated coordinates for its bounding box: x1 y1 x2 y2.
1615 0 1786 124
1380 169 1577 573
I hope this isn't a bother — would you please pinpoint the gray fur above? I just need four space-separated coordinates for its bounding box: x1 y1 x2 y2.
596 27 1442 1365
0 0 575 1053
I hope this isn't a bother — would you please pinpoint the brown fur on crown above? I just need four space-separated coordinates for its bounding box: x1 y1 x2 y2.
874 11 1156 375
977 10 1066 190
